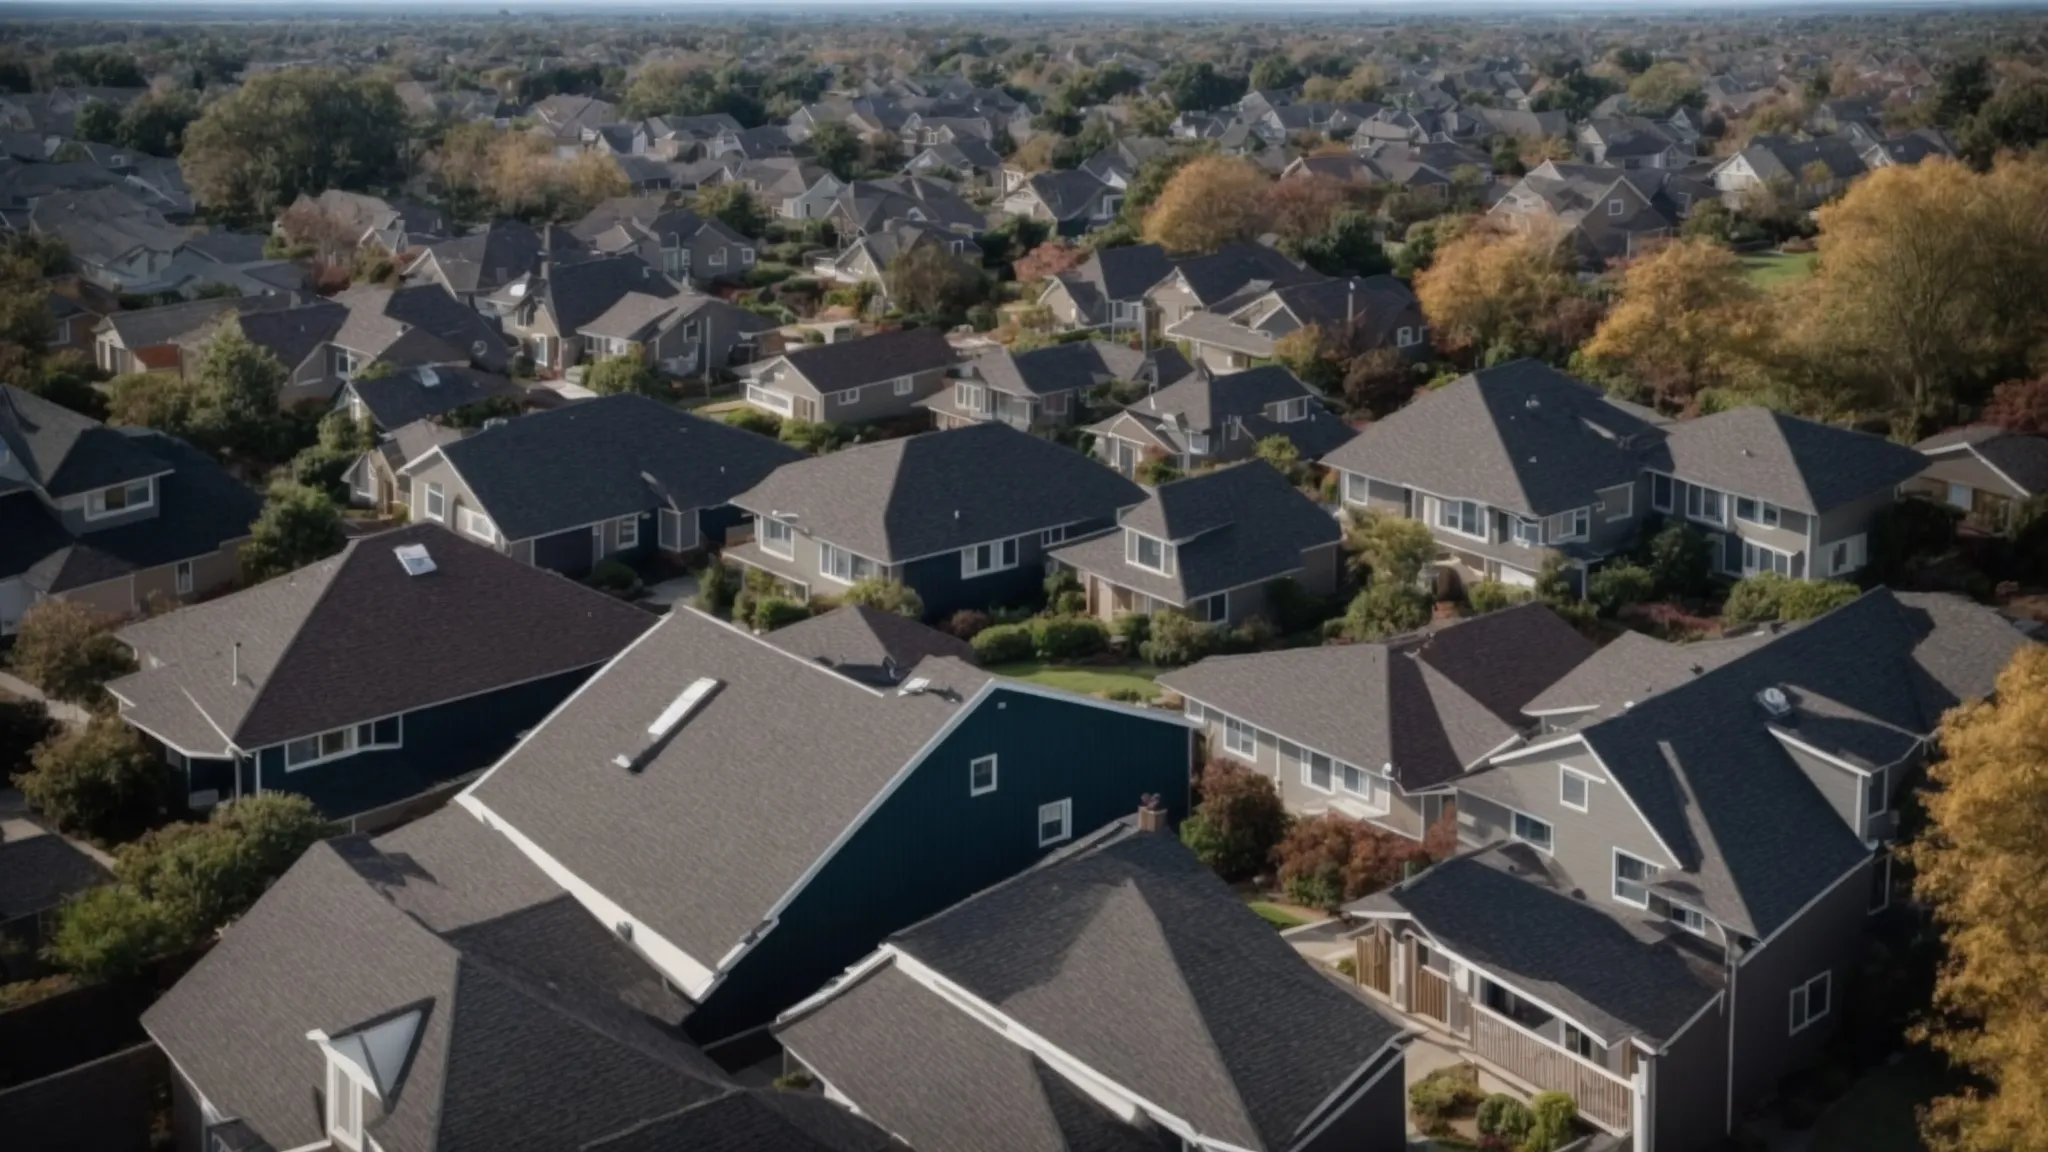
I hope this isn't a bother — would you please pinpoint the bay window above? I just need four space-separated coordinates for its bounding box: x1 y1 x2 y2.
822 543 879 584
1435 498 1484 539
759 517 795 558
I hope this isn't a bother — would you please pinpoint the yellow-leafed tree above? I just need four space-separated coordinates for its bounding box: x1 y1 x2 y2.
1141 155 1272 255
1581 237 1774 412
1412 223 1581 362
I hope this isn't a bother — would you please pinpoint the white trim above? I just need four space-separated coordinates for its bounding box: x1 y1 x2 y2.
422 481 446 523
1507 806 1555 855
458 505 496 544
970 753 998 796
1768 728 1879 777
1037 797 1073 846
1493 736 1683 870
960 535 1022 579
1417 931 1619 1050
1285 1035 1414 1149
1611 847 1659 909
616 514 640 549
1560 766 1593 812
1787 970 1831 1035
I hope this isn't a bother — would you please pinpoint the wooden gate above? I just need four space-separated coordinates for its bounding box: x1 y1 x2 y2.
1413 966 1451 1026
1354 927 1392 996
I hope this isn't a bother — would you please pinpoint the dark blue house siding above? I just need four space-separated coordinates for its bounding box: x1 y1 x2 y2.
532 527 597 577
897 515 1115 622
684 686 1191 1043
236 667 598 820
699 505 748 549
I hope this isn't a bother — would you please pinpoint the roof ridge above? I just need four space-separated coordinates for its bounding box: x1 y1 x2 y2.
225 538 364 745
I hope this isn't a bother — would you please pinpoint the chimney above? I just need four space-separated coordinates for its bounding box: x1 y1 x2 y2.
1135 793 1167 833
1347 280 1356 327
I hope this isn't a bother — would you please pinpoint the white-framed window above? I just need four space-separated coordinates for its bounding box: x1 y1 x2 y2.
1562 1023 1602 1061
1435 498 1485 540
1339 762 1386 809
283 717 401 772
327 1057 365 1149
1344 473 1370 504
1038 798 1072 847
423 482 446 522
1268 396 1309 423
333 347 361 380
1284 741 1334 793
1656 897 1708 934
759 516 796 558
1684 483 1724 526
836 387 861 406
1944 482 1971 510
1614 850 1661 907
709 249 726 267
892 375 915 396
1546 507 1590 543
970 754 998 796
658 508 696 552
1511 811 1554 853
617 515 639 549
1789 971 1831 1034
1560 768 1591 812
1190 592 1229 623
1603 484 1634 521
955 381 988 414
746 384 795 414
351 456 375 500
1126 531 1174 575
1510 516 1541 548
1826 534 1866 576
1223 715 1258 758
85 479 153 519
821 542 880 584
1183 699 1206 724
1742 540 1795 577
174 560 194 595
1607 197 1624 216
1396 325 1416 347
459 506 496 543
962 537 1021 578
1650 473 1673 512
1735 497 1782 527
1040 523 1072 547
740 247 756 266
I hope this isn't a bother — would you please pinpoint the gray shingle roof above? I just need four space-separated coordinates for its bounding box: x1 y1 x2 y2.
0 826 109 920
732 422 1145 563
344 365 521 432
763 604 975 688
109 522 653 752
775 326 956 394
428 394 804 542
1096 365 1357 460
1170 243 1317 306
0 383 166 496
1071 242 1176 304
960 339 1149 398
1651 406 1928 515
1917 425 2048 498
1523 629 1777 721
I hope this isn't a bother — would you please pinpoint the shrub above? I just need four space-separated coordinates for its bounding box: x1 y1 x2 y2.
1031 615 1109 660
694 559 737 616
1868 496 1960 584
1477 1094 1535 1142
1111 612 1151 648
944 610 991 640
842 577 924 618
8 600 136 708
115 794 326 948
751 597 811 631
1139 610 1222 667
1231 614 1275 651
583 354 660 397
1588 562 1656 617
724 408 783 437
1526 1092 1577 1152
772 1071 816 1092
1779 579 1861 621
729 567 783 627
1347 508 1439 587
589 559 640 592
1645 521 1713 599
1100 686 1146 703
1179 760 1289 881
1273 813 1434 909
780 418 853 454
1264 577 1329 634
1 698 57 784
18 718 168 844
42 887 178 980
1135 457 1182 486
1341 581 1430 641
971 622 1036 665
1408 1064 1483 1135
1466 580 1531 614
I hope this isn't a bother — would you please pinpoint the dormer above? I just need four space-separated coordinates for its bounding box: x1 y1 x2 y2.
1123 527 1176 576
307 1005 425 1151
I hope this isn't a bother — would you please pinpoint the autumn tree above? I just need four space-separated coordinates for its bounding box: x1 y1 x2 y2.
1265 175 1349 245
1983 378 2048 434
180 69 408 222
272 201 359 267
886 245 986 316
1580 238 1773 412
7 600 136 708
1908 645 2048 1152
1141 155 1272 255
1413 223 1582 363
433 127 629 225
1626 62 1703 116
1012 240 1084 285
1178 759 1289 881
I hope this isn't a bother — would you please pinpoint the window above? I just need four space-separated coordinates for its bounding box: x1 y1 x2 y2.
1826 535 1866 576
1344 473 1369 505
1562 1024 1601 1061
1040 524 1071 547
174 560 194 595
1190 592 1229 623
1685 484 1724 525
1870 853 1891 914
1547 508 1590 543
746 384 795 414
423 482 446 522
86 479 153 519
709 249 726 267
1603 485 1633 521
327 1059 365 1149
1614 851 1661 907
617 515 639 549
970 755 998 796
1607 197 1624 216
1512 811 1554 853
1654 897 1708 934
1183 699 1206 724
1223 715 1257 758
740 248 756 266
285 719 400 772
1735 497 1781 527
1126 531 1173 575
1435 498 1484 539
1789 971 1831 1034
1038 798 1072 846
1742 541 1794 577
1043 390 1068 416
962 537 1020 578
892 375 914 396
1510 516 1541 548
1865 766 1887 816
1945 482 1972 511
1268 396 1309 423
459 506 496 543
822 543 880 584
1651 473 1673 512
1396 325 1416 347
760 517 795 558
1340 763 1385 809
955 381 989 414
658 508 691 552
1560 769 1590 812
835 387 861 406
1287 742 1334 793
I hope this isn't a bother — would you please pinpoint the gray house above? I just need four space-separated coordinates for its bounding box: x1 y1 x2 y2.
1331 590 2029 1150
494 253 681 376
575 291 776 378
727 421 1145 620
1090 364 1355 476
1323 361 1927 591
571 196 759 286
741 326 957 424
777 818 1413 1152
1039 242 1176 337
1909 424 2048 536
924 339 1160 434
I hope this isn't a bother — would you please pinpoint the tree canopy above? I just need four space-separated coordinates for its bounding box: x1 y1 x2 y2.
1580 238 1773 412
180 69 408 222
1141 155 1272 254
1413 223 1583 363
240 480 346 583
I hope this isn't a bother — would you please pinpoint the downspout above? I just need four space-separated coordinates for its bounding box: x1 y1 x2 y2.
1724 941 1740 1137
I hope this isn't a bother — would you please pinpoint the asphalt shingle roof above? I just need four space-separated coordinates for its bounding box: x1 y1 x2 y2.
0 826 109 920
775 327 957 395
346 365 522 431
1651 406 1928 515
0 383 170 496
763 604 974 688
1917 426 2048 498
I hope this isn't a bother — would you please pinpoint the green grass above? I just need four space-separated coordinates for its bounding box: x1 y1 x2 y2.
1741 251 1817 289
1247 901 1315 930
987 661 1163 700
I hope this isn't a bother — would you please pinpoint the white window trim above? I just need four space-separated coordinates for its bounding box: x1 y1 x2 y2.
84 478 154 520
327 1057 366 1150
819 541 879 586
1223 715 1258 759
1742 539 1797 578
459 506 497 544
1649 472 1673 513
758 517 796 559
1788 971 1831 1035
1125 530 1174 576
971 754 998 797
423 482 447 523
1603 484 1634 521
1038 798 1073 847
961 536 1022 579
174 559 194 596
1560 767 1591 813
1285 741 1335 795
1433 496 1488 542
1735 497 1782 528
1191 590 1229 624
746 384 795 414
283 718 403 772
1607 197 1624 216
617 515 640 549
1613 848 1659 909
1040 523 1074 547
1509 808 1555 855
892 375 915 396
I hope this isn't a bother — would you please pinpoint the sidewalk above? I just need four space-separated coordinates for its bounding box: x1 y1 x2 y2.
0 670 91 725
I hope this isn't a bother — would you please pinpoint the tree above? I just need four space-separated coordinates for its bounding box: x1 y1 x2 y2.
26 355 109 420
886 245 985 316
695 183 764 237
74 99 121 146
619 65 767 126
115 794 327 949
805 120 864 181
840 578 924 618
1936 56 1996 128
1907 646 2048 1152
1273 813 1434 909
0 698 56 785
115 90 201 158
1141 155 1271 254
1297 211 1391 278
43 887 177 981
187 320 291 462
1627 62 1703 116
1265 176 1349 247
1342 348 1417 418
1157 62 1247 112
1250 55 1304 93
1178 759 1289 881
8 600 135 708
240 480 345 582
1984 378 2048 434
180 69 408 222
1414 224 1581 363
1012 240 1084 285
1962 77 2048 170
1254 435 1304 483
1341 581 1430 642
1581 238 1773 412
1347 508 1438 588
18 718 167 844
583 354 661 397
107 372 203 438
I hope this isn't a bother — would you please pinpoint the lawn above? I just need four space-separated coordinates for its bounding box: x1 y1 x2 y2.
1741 251 1817 289
1246 900 1319 930
987 661 1164 701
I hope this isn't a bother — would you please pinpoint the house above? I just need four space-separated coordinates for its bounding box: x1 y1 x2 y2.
1575 116 1690 169
1709 135 1869 209
399 220 574 306
176 301 346 407
93 293 302 377
142 807 892 1152
1323 360 1927 590
727 421 1145 619
1088 364 1356 475
334 363 521 434
209 283 510 407
0 821 110 980
0 385 261 631
400 393 802 577
1489 161 1689 266
527 93 619 141
29 185 187 292
829 176 986 238
741 325 957 423
284 190 451 251
1168 275 1428 374
576 290 777 378
570 196 758 285
777 816 1413 1152
1331 590 2030 1150
1051 460 1343 628
1038 242 1176 336
456 605 1195 1042
347 419 470 517
1143 242 1319 337
808 221 983 306
1001 169 1121 236
1860 127 1957 170
495 253 681 376
1908 425 2048 535
1159 603 1595 837
922 339 1153 434
903 138 1004 187
106 523 653 821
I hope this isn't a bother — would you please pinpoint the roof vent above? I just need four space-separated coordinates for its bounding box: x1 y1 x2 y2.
612 677 722 773
1525 395 1541 410
418 367 440 388
394 543 436 576
1757 685 1792 718
897 676 932 697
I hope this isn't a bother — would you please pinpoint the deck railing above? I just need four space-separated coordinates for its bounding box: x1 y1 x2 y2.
1471 1006 1634 1134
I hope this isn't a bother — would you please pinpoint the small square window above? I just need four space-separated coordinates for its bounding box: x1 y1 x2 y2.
1512 811 1554 853
1789 971 1831 1034
971 755 998 796
1560 769 1589 812
893 376 914 396
1038 798 1072 847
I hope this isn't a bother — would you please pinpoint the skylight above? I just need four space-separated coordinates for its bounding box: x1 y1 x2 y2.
394 543 436 576
649 677 721 737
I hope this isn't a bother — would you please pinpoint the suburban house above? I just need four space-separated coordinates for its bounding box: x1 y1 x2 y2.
727 421 1146 619
0 385 260 632
1489 161 1698 266
283 189 451 252
0 822 109 980
1910 425 2048 535
740 326 957 423
400 394 803 577
575 290 777 378
1089 364 1356 476
495 253 683 376
317 283 512 399
334 364 523 434
456 605 1195 1044
1575 116 1692 169
1001 169 1122 236
93 293 304 377
1330 590 2030 1150
1322 360 1926 590
143 807 893 1152
809 221 983 305
348 420 470 518
1143 243 1320 337
28 186 185 292
1051 460 1343 628
1168 275 1428 374
176 301 347 408
777 818 1413 1152
827 176 985 239
1159 603 1596 837
903 138 1004 187
571 196 759 285
1039 242 1176 337
1709 134 1869 209
922 339 1152 434
106 523 653 822
399 219 575 306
